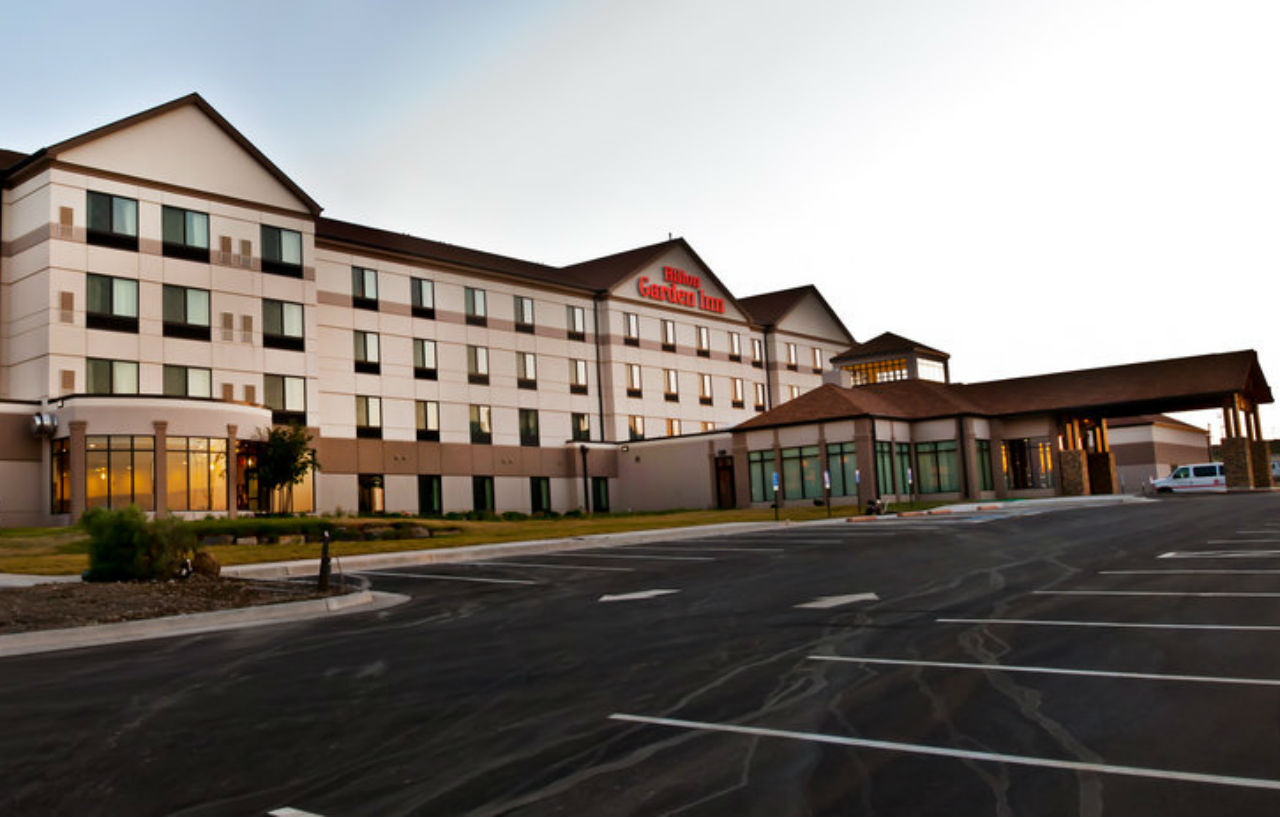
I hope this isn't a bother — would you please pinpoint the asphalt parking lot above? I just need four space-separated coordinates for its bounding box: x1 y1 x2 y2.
4 494 1280 816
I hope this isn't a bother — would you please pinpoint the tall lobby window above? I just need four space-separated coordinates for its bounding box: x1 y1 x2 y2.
86 358 138 394
571 412 590 442
731 377 745 408
473 476 494 513
86 191 138 251
519 408 540 447
875 441 894 496
591 477 610 513
355 395 382 438
161 206 210 261
827 441 857 496
514 296 535 332
470 404 492 444
918 358 947 383
566 305 586 341
786 342 798 370
51 438 71 514
354 330 381 374
163 365 212 398
666 418 681 437
517 352 537 389
415 400 440 441
626 364 642 398
751 337 764 367
467 345 490 385
86 435 154 511
976 440 994 491
159 285 211 342
663 369 679 401
782 446 822 500
753 382 766 411
628 415 645 441
569 359 588 395
411 277 435 319
166 436 228 512
748 450 775 503
895 443 911 494
623 312 640 346
464 287 487 325
352 266 378 310
699 373 713 405
661 319 676 351
418 474 442 516
530 477 551 514
265 374 306 425
696 326 710 357
414 339 438 380
261 225 302 276
358 474 385 513
811 347 824 373
850 358 909 386
86 274 139 333
729 332 742 362
916 441 959 494
262 299 303 350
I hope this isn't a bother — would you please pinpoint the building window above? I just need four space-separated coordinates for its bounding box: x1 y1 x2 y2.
163 365 212 398
749 450 776 503
86 358 138 394
976 439 994 491
355 395 382 438
666 418 682 437
592 477 610 513
827 441 857 497
514 295 535 332
464 287 487 326
530 477 551 514
624 312 640 346
661 319 676 351
86 274 138 333
664 369 679 402
86 435 154 511
628 415 645 441
918 358 947 383
570 359 588 395
812 347 824 373
51 439 70 514
166 436 228 512
566 305 585 341
517 352 537 389
473 476 495 513
731 377 745 409
696 326 710 357
753 382 766 411
352 267 378 310
261 299 303 350
571 412 590 442
411 277 435 319
418 474 442 516
626 364 642 398
782 445 822 500
895 443 912 494
470 405 492 444
354 330 381 374
849 358 909 386
414 339 438 380
416 400 440 441
155 285 210 341
729 332 742 362
261 225 302 276
161 206 210 262
519 408 540 447
1003 438 1055 490
699 373 713 405
786 342 798 370
751 337 764 368
86 191 138 251
916 441 959 494
787 385 800 401
467 345 490 385
700 421 716 432
265 374 306 425
358 474 385 514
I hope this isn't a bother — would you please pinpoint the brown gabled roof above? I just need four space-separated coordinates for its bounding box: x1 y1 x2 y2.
832 331 949 362
2 93 321 215
556 239 679 291
738 284 854 344
0 149 26 175
737 380 986 429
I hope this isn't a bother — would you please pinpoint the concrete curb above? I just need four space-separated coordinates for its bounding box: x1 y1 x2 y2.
0 590 410 659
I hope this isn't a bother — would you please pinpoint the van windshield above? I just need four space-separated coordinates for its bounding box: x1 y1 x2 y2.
1172 467 1190 479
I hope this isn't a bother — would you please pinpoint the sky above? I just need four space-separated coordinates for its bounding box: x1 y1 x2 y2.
3 0 1277 437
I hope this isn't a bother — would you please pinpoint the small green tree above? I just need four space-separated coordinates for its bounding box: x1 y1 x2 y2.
256 424 320 514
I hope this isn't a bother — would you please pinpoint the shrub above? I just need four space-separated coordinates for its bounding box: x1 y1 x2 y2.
82 507 193 582
563 509 585 519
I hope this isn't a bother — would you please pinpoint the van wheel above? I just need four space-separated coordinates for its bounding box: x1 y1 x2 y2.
1157 487 1172 494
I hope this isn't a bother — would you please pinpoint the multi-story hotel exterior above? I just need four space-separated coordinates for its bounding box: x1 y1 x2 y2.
0 94 853 526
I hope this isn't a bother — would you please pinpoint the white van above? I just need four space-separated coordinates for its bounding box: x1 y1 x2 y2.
1151 462 1226 493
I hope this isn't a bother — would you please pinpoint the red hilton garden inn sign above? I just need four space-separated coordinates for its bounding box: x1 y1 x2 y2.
636 266 726 314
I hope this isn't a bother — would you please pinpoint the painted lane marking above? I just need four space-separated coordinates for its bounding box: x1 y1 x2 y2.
539 553 715 562
357 570 536 585
269 808 327 817
938 617 1280 632
1100 569 1280 575
465 561 635 572
795 592 879 609
607 713 1280 792
1033 590 1280 599
620 545 784 554
808 655 1280 687
599 589 680 602
1159 550 1280 559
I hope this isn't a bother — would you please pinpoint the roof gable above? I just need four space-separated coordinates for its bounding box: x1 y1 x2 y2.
833 331 949 362
741 285 853 345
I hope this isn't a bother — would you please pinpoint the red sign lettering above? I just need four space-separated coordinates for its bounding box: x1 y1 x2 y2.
637 266 725 314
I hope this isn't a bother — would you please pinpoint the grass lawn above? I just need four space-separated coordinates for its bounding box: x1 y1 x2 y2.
0 499 956 576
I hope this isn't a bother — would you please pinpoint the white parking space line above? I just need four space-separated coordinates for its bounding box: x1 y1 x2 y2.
1159 550 1280 559
1101 570 1280 575
269 807 327 817
1033 590 1280 599
608 713 1280 792
465 561 635 572
622 546 783 554
599 589 680 602
538 553 715 562
357 570 537 585
795 592 879 609
939 617 1280 632
809 655 1280 687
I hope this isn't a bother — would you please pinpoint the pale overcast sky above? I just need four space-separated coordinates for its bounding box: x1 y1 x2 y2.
4 0 1277 436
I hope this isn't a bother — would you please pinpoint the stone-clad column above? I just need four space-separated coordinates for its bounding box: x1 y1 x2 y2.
1222 436 1254 490
226 424 239 519
69 420 88 520
853 417 876 509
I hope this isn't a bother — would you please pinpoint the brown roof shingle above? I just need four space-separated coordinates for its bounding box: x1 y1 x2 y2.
832 331 949 362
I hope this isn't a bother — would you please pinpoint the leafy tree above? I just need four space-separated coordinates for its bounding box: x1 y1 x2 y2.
256 424 320 514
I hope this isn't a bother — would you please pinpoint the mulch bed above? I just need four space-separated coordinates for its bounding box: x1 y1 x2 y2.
0 575 340 634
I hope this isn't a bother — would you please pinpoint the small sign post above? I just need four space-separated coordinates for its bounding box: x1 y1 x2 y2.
823 469 832 517
771 471 780 522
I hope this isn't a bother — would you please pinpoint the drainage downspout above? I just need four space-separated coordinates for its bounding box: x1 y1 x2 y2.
762 325 774 410
592 291 607 440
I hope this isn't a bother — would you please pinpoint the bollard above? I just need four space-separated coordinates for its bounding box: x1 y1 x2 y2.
318 529 332 591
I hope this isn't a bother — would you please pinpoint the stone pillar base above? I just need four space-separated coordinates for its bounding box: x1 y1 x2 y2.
1250 440 1272 488
1087 451 1117 495
1059 449 1090 496
1222 437 1254 489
